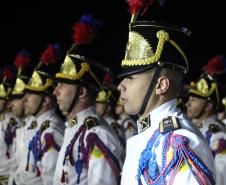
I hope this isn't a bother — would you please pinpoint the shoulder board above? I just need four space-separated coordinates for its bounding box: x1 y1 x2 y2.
159 116 181 134
40 120 50 131
0 113 5 121
111 122 120 129
9 117 18 127
216 119 226 131
208 124 222 133
84 116 99 130
28 120 37 129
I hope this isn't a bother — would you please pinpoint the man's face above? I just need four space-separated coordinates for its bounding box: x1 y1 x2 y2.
186 96 207 119
53 83 77 113
95 102 108 117
11 98 24 117
24 93 42 116
0 99 6 112
118 71 153 115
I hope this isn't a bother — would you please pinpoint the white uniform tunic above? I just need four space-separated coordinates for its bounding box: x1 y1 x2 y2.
117 114 137 141
19 109 64 185
199 115 226 185
121 99 215 185
53 106 123 185
0 112 20 177
8 115 35 185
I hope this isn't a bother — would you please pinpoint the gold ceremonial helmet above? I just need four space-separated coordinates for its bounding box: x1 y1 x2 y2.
25 44 62 95
118 21 191 78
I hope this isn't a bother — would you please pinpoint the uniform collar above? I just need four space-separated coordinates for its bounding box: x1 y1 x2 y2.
105 115 116 125
67 106 96 127
138 99 177 133
201 114 217 131
36 109 55 128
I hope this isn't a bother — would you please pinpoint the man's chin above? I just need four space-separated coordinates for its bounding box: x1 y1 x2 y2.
124 107 138 116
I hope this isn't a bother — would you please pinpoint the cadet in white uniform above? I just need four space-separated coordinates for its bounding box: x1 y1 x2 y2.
217 97 226 125
7 50 35 185
18 44 65 185
53 15 122 185
0 66 20 185
117 3 215 184
96 89 126 149
115 100 137 141
186 55 226 185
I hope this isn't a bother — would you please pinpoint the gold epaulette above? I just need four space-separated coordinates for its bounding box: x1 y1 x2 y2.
208 124 221 133
111 122 120 129
9 117 18 127
0 113 5 121
159 116 181 134
28 120 38 129
40 120 50 131
84 116 99 129
0 175 9 181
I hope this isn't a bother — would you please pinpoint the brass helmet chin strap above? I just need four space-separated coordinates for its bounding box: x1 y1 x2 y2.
139 66 161 116
0 99 7 113
33 95 45 116
66 85 81 115
195 100 208 120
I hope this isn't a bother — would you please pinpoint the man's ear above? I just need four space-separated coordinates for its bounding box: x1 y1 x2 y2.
155 76 170 95
79 86 88 99
43 96 50 106
205 101 214 111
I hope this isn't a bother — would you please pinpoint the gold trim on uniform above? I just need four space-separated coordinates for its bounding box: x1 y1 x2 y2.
84 116 98 129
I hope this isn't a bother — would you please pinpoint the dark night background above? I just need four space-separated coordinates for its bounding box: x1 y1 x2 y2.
0 0 225 84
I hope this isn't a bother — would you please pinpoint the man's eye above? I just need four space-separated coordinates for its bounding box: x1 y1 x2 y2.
125 76 134 80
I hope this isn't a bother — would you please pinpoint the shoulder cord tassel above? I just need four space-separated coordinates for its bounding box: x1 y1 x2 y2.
138 129 215 185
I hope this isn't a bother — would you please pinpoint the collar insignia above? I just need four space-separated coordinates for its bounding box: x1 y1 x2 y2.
139 115 151 132
68 116 77 127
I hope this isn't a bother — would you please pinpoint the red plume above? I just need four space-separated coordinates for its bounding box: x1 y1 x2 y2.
72 15 101 45
14 51 31 70
3 67 14 80
40 44 61 66
72 23 98 45
203 55 225 75
102 70 115 88
127 0 156 15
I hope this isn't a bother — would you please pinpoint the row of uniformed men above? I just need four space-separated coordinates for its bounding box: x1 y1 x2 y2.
182 54 226 185
2 3 226 185
0 16 137 185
